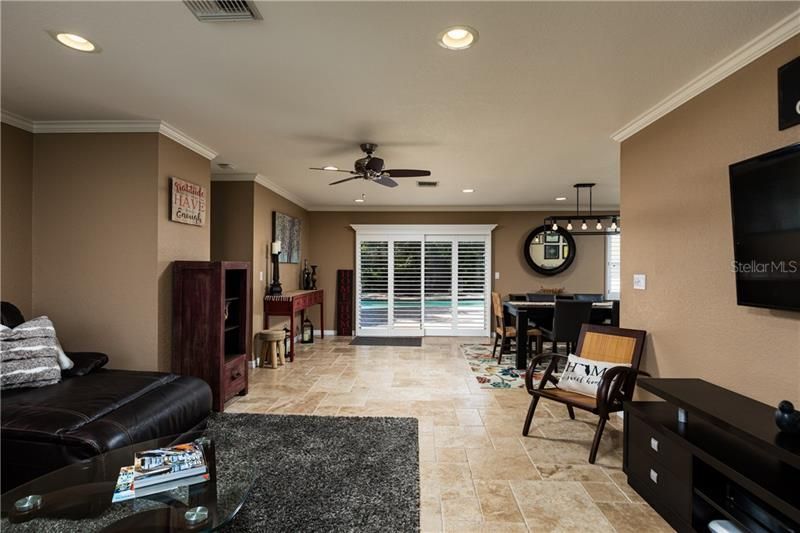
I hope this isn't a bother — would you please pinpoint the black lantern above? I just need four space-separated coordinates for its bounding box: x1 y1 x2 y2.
301 317 314 344
283 326 291 358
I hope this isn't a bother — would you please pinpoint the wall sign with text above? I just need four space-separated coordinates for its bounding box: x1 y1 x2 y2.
778 56 800 131
170 177 206 226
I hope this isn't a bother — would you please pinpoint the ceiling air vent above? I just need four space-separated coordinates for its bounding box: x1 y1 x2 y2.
417 180 439 188
184 0 262 22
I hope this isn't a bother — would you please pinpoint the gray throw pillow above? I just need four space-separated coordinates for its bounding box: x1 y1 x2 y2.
0 316 62 389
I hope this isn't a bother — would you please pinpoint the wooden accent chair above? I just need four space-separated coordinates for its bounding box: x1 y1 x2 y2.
522 324 648 463
491 292 542 363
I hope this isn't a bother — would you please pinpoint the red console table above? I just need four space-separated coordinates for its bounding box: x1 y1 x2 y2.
264 289 324 361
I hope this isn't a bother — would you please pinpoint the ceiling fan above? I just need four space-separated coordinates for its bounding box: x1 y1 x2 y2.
309 143 431 188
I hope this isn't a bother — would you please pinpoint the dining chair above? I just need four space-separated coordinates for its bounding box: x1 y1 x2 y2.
538 300 593 354
491 292 542 363
573 293 604 302
522 324 648 463
525 293 555 302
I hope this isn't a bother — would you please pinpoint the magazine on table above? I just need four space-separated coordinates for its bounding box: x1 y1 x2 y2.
112 441 209 502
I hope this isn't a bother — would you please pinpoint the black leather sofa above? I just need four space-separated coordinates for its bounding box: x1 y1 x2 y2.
0 302 212 491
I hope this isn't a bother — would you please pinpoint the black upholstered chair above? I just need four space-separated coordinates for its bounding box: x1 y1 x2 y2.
574 293 604 302
525 293 555 302
539 300 593 354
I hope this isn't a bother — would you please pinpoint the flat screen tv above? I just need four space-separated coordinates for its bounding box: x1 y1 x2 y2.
729 143 800 311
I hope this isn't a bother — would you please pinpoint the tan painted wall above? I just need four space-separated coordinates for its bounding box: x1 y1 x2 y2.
253 182 309 336
211 181 253 263
32 133 160 370
210 180 310 343
156 135 211 371
1 123 34 317
620 36 800 405
307 211 608 331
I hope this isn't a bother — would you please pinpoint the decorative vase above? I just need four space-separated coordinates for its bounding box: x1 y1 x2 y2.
775 400 800 433
311 265 318 290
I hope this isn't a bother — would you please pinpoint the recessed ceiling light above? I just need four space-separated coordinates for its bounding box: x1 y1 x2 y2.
323 166 338 171
354 198 365 203
555 197 567 201
437 25 478 51
462 188 475 193
55 33 97 52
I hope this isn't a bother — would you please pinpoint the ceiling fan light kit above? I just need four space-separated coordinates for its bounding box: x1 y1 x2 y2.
545 183 621 236
309 143 431 189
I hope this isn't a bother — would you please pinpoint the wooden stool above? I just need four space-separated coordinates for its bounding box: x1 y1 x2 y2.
257 329 286 369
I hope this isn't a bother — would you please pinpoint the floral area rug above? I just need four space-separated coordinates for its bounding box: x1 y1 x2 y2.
461 344 545 389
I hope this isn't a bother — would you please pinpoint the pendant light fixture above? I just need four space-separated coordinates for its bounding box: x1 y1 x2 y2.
543 184 620 235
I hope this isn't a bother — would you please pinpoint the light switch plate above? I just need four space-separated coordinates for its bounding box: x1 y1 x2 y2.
495 272 500 280
259 271 264 281
633 274 646 290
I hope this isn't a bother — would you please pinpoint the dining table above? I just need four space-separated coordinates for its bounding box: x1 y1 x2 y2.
503 300 616 369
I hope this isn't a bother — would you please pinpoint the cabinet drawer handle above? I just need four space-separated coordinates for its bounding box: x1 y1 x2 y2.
650 437 659 452
232 371 242 380
649 469 658 484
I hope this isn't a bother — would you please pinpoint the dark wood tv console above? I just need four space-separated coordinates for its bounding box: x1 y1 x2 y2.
624 378 800 533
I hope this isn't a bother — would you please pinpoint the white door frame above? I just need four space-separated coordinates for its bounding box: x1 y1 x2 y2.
353 225 496 337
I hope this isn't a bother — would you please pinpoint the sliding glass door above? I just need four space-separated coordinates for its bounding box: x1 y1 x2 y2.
355 226 493 337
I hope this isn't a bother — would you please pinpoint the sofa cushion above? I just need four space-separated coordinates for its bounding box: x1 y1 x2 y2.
2 369 205 435
61 352 109 378
0 316 61 390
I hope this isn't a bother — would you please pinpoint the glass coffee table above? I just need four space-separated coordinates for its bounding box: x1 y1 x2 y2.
1 427 255 532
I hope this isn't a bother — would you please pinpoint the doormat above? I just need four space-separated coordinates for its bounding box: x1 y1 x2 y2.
350 337 423 347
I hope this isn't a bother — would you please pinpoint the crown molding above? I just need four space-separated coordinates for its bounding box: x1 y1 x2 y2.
158 122 217 160
211 173 309 210
1 110 34 132
305 204 619 213
0 112 217 159
351 224 497 235
611 7 800 143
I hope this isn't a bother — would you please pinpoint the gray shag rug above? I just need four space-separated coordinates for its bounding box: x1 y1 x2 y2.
350 337 422 347
218 413 420 532
1 414 419 533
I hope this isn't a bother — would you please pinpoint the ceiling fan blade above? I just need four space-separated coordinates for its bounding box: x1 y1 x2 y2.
309 167 356 173
329 176 362 185
374 176 399 188
382 169 431 178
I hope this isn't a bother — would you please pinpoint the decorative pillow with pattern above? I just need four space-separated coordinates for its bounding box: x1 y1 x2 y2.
557 353 630 398
1 316 62 389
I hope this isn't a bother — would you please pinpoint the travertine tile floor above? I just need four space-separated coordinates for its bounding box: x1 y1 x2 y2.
227 336 673 532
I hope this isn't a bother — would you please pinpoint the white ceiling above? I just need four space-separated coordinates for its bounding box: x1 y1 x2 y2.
2 1 798 209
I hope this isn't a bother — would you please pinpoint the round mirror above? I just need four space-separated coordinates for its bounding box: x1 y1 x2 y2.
523 225 576 276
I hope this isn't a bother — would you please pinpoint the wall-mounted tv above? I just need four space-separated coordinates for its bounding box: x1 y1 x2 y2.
729 143 800 312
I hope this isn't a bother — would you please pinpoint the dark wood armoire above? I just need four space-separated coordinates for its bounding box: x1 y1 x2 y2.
172 261 251 412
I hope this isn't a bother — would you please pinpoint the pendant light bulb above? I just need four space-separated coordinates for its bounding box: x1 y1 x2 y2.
551 222 558 231
566 220 573 231
610 217 618 231
581 220 588 231
596 219 603 230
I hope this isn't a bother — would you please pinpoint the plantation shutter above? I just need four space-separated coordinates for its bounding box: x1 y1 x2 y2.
457 240 487 330
358 241 389 329
392 241 422 330
424 240 453 330
605 234 621 300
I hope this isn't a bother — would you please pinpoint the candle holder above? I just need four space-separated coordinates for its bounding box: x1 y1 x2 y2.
269 242 283 296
